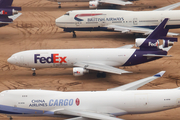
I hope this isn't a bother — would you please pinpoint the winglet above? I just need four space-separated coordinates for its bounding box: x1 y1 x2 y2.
107 71 166 91
154 71 166 77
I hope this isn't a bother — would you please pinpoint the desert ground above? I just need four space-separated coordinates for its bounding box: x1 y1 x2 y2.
1 0 180 119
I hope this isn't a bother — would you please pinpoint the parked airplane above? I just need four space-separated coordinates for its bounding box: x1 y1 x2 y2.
1 71 180 120
49 0 132 8
7 19 177 77
0 0 21 27
55 2 180 38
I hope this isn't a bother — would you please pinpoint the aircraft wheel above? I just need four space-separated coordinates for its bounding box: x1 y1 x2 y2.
32 73 36 76
73 31 76 38
102 72 106 78
97 73 101 78
58 6 61 8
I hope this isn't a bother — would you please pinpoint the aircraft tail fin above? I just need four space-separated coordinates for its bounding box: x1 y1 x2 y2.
0 0 13 7
136 18 177 49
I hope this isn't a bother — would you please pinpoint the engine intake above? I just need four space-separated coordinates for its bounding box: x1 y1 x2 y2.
73 67 89 76
163 40 174 48
89 1 99 8
135 38 159 48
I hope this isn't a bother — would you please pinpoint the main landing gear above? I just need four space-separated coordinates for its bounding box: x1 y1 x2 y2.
97 72 106 78
31 68 36 76
7 116 13 120
73 31 76 38
58 2 61 8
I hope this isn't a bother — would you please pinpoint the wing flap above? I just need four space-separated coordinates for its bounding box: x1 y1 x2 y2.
154 2 180 11
99 0 132 5
55 109 123 120
74 62 131 75
107 71 165 91
107 25 179 36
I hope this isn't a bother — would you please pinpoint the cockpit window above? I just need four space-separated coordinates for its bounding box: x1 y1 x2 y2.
64 12 69 16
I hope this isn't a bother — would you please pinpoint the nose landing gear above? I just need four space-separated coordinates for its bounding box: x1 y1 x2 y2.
73 31 76 38
31 68 36 76
58 2 61 8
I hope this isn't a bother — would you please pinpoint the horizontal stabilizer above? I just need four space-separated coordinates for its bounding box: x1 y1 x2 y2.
143 54 172 57
9 13 22 21
74 62 131 75
154 2 180 11
107 71 166 91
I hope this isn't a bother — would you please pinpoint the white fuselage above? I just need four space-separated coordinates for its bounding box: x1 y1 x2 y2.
7 49 135 68
56 10 180 31
1 89 180 117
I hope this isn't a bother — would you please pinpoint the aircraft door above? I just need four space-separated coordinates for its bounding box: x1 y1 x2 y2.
133 18 138 25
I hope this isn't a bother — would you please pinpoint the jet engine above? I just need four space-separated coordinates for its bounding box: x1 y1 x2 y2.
0 8 18 16
89 0 99 9
135 38 159 48
73 67 89 76
162 40 174 48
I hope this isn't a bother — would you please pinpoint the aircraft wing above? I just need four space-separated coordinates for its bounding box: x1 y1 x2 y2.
74 62 131 75
99 0 132 6
54 109 124 120
107 25 179 36
154 2 180 11
117 44 134 49
107 71 165 91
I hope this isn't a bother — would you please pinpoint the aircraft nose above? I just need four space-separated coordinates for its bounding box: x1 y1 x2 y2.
7 56 17 65
55 16 64 27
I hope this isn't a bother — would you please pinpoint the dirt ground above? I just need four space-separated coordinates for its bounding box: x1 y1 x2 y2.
1 0 180 119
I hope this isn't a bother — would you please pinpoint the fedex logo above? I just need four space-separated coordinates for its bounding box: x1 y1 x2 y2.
148 42 158 47
34 54 67 64
0 10 7 15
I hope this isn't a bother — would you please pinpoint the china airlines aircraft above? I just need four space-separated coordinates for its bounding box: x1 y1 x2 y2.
50 0 132 8
7 19 177 77
0 0 21 27
55 2 180 38
1 71 180 120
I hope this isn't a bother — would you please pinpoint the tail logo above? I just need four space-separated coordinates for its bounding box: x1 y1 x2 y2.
0 10 7 15
75 98 80 106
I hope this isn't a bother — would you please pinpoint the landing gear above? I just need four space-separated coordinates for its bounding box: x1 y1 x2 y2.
31 68 36 76
73 31 76 38
58 2 61 8
97 72 106 78
7 116 13 120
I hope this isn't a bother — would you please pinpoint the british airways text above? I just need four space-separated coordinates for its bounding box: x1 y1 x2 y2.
34 54 67 64
49 99 73 106
87 17 124 22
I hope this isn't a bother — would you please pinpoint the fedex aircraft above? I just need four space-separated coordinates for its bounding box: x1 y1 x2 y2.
50 0 132 9
55 2 180 38
7 19 177 77
0 0 21 27
2 71 180 120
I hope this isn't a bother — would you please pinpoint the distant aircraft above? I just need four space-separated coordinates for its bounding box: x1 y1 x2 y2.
49 0 132 8
0 0 21 27
55 2 180 38
1 71 180 120
7 19 177 77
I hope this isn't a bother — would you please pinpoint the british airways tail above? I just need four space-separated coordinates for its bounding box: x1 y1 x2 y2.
136 18 178 50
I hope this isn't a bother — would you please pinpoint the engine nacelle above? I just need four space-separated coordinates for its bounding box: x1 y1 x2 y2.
162 40 174 48
135 38 159 48
89 0 99 9
73 67 89 76
0 8 18 16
